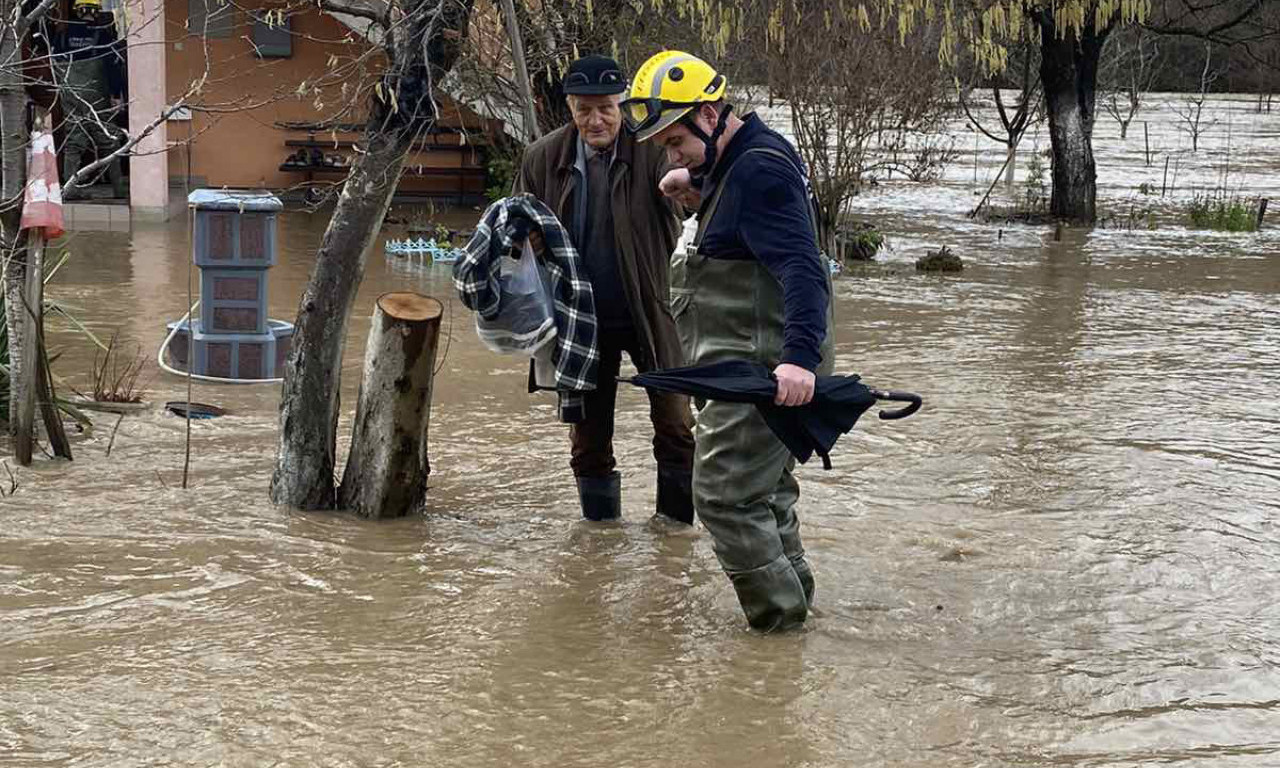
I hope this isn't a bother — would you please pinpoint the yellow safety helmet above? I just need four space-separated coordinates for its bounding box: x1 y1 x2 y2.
622 51 727 142
73 0 102 8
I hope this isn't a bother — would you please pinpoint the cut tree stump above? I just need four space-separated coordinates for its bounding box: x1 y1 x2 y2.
338 292 443 518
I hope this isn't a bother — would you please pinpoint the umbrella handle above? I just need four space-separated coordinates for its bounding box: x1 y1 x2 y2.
870 389 922 420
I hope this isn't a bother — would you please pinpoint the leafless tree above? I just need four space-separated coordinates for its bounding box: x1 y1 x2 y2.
1099 25 1162 141
767 10 954 256
1173 41 1219 153
958 33 1044 190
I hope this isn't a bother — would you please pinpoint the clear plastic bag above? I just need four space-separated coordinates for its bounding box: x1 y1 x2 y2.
475 240 557 355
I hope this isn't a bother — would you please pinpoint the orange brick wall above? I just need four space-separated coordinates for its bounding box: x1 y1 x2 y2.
162 1 491 195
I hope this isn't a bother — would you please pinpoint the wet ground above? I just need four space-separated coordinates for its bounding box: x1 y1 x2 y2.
3 95 1280 766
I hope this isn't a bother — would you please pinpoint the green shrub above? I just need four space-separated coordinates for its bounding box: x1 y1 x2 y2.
1187 194 1259 232
485 150 519 202
1023 151 1049 211
838 221 885 262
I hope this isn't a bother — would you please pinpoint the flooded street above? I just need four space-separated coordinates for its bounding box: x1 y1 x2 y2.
4 95 1280 766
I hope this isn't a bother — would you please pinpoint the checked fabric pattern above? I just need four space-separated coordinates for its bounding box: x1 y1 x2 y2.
454 194 599 423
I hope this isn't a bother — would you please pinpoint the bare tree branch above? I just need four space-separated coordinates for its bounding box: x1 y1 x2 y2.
316 0 391 29
1146 0 1266 39
16 0 59 39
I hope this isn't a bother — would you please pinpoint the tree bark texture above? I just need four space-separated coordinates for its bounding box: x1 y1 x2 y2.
338 292 442 518
2 4 30 442
271 0 474 510
1038 13 1111 224
34 318 71 460
12 235 43 464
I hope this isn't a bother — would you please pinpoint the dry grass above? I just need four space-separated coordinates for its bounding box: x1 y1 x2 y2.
78 332 151 404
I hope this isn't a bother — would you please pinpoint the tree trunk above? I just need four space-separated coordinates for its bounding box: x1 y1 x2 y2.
1037 13 1109 224
13 236 44 464
10 234 39 465
270 124 413 509
814 196 842 264
270 0 473 510
1004 141 1017 189
2 5 30 443
338 292 442 518
33 294 72 461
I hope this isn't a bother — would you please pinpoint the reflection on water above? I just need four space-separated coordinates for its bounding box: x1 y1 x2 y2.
5 100 1280 765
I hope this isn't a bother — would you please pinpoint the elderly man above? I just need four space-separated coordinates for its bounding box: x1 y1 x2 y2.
514 55 696 526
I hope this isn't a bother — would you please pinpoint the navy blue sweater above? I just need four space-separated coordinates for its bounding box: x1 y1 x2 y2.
696 114 829 372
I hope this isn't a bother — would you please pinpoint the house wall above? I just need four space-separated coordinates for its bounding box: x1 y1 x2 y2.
162 1 490 197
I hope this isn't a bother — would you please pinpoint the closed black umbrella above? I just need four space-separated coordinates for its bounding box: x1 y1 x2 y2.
620 360 921 469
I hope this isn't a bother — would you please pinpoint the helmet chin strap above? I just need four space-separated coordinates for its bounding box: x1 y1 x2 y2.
683 104 734 182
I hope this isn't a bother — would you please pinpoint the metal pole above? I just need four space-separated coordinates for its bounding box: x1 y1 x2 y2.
498 0 541 142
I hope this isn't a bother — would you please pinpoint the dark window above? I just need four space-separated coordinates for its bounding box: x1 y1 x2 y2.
188 0 234 39
251 13 292 58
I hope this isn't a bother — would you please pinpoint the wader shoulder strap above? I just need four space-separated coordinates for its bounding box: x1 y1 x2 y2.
692 146 823 252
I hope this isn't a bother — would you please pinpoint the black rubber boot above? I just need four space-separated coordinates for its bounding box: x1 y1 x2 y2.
576 472 622 521
655 465 695 525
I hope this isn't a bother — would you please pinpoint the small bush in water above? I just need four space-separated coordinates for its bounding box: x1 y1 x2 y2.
839 221 885 262
1187 194 1259 232
1023 153 1049 212
1100 202 1158 231
916 245 963 272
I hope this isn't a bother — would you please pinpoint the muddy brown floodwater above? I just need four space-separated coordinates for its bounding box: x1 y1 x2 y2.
4 96 1280 766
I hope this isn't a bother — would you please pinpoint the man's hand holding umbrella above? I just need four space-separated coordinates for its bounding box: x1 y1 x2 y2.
619 359 921 470
773 363 815 406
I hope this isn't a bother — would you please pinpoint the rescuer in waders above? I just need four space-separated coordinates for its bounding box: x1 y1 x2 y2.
623 51 835 631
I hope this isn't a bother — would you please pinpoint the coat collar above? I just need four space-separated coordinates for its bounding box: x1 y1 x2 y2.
553 124 635 175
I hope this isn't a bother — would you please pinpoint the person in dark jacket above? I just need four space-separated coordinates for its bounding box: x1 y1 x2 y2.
513 55 696 527
52 0 126 197
623 51 834 631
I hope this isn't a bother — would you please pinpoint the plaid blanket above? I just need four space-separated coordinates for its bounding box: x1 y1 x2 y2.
454 194 599 423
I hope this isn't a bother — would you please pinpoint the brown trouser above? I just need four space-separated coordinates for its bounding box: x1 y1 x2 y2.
570 327 695 478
